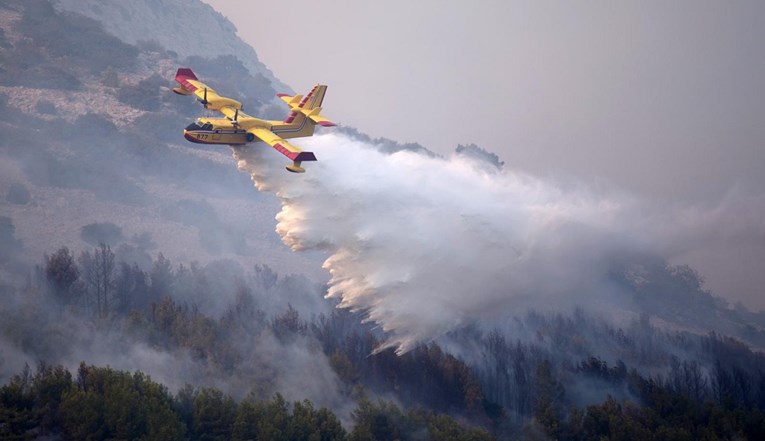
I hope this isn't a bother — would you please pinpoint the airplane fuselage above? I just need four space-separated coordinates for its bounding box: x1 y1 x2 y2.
182 114 316 146
183 119 255 145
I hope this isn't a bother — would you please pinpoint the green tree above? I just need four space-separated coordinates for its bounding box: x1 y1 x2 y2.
59 363 185 440
349 399 403 441
31 363 72 433
330 348 360 384
255 394 291 441
192 388 237 441
0 364 37 440
533 360 564 439
272 304 307 340
232 397 261 441
288 399 346 441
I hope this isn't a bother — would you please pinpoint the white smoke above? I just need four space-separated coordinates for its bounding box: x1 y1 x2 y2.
232 133 653 354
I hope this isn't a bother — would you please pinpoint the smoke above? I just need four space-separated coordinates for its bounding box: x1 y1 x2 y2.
653 190 765 308
232 133 657 354
0 287 346 411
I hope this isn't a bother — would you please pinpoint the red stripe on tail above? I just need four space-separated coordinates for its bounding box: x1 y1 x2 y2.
175 68 199 92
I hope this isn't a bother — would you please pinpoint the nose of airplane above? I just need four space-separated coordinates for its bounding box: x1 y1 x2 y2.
184 130 202 143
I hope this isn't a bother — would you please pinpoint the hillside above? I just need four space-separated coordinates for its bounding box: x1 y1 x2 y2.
54 0 289 92
1 1 765 440
0 0 327 280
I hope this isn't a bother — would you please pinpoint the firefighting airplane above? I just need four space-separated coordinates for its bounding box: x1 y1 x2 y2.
173 68 334 173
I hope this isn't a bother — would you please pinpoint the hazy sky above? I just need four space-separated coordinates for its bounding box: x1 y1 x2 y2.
203 0 765 307
204 0 764 204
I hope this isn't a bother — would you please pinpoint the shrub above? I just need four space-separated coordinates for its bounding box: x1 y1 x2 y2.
80 222 123 246
35 100 57 115
6 182 31 205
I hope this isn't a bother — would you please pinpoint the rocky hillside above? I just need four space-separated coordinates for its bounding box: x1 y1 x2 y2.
54 0 289 92
0 0 325 279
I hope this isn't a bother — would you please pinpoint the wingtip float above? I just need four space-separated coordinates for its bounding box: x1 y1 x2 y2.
173 67 334 173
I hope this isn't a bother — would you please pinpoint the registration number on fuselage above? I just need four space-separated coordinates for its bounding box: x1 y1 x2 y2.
184 129 250 145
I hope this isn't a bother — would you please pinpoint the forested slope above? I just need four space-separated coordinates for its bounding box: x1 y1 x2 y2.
3 245 765 439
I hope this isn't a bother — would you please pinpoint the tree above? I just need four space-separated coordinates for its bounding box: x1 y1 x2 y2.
0 216 23 263
191 388 236 441
0 364 37 439
78 244 116 316
255 394 291 441
330 348 360 384
272 304 307 340
80 222 123 246
534 360 564 439
149 253 173 304
349 399 403 441
101 66 119 88
288 400 346 441
5 183 31 205
232 398 260 441
114 262 148 314
45 246 80 305
59 363 185 440
32 363 72 434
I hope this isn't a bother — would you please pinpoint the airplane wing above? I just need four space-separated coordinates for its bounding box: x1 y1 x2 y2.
174 68 242 111
248 127 317 173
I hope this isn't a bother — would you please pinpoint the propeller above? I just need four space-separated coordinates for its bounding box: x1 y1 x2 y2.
231 108 239 128
201 87 208 107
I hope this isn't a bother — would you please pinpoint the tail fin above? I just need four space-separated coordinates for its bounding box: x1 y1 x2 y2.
176 68 198 82
298 85 327 110
173 68 199 95
276 84 335 134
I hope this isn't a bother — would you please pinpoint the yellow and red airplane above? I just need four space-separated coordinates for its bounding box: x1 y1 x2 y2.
173 68 334 173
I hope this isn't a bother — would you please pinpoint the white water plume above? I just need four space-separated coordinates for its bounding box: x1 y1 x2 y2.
231 133 652 353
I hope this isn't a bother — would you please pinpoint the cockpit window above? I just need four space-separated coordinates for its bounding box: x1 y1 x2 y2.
185 122 214 131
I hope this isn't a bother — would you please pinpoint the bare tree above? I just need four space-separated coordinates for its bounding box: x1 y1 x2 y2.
78 244 115 316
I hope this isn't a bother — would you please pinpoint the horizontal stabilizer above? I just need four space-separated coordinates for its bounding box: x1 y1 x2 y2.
295 151 317 162
309 114 336 127
278 93 303 107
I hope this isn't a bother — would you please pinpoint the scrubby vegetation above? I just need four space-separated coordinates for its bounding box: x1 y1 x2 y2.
4 183 30 205
2 246 765 439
